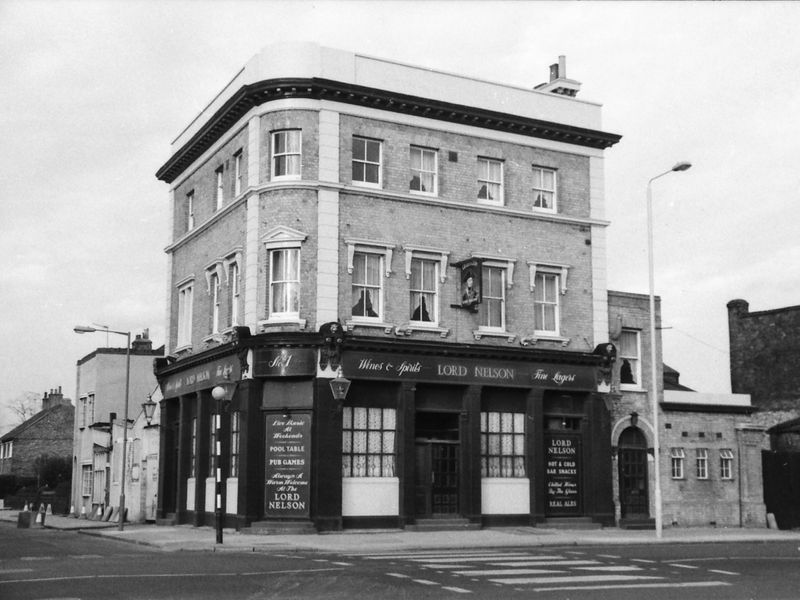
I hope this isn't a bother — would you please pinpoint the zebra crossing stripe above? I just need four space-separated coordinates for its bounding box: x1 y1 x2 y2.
408 554 536 563
453 568 565 576
530 581 731 592
489 574 663 585
489 560 599 567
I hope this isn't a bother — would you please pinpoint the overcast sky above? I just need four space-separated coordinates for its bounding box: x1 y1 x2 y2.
2 1 798 434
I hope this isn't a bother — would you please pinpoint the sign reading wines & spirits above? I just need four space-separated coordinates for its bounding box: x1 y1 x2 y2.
264 413 311 518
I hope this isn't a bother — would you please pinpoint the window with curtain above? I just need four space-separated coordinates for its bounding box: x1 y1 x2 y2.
481 412 526 477
342 407 396 477
230 411 240 477
619 329 641 387
477 157 503 204
533 271 559 334
351 252 382 320
269 248 300 318
410 257 437 324
532 166 556 211
480 265 506 330
410 146 437 194
272 130 301 178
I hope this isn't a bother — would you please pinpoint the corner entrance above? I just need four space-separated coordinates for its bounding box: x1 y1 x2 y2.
414 411 460 518
618 427 649 518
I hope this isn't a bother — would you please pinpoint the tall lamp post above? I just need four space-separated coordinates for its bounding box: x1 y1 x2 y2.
74 324 131 532
211 376 237 544
646 161 691 538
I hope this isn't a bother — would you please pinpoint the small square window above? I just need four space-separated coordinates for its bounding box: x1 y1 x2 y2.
352 137 382 186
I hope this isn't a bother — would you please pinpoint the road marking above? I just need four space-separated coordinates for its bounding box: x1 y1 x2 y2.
330 561 352 566
20 556 54 561
669 563 699 569
0 568 33 574
489 574 663 585
453 568 564 576
575 565 644 572
531 581 731 592
412 579 438 585
708 569 739 576
409 554 534 563
597 554 621 559
489 560 599 567
631 558 656 563
441 585 472 593
387 573 410 579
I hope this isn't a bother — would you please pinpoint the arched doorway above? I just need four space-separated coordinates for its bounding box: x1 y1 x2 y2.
617 427 649 519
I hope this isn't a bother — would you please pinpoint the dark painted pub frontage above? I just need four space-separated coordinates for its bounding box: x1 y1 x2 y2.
154 330 615 532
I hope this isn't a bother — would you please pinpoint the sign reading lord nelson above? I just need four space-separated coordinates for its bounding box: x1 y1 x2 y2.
342 352 597 390
265 413 312 518
545 434 581 516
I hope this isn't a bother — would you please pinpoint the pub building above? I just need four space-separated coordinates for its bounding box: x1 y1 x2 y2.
153 42 623 532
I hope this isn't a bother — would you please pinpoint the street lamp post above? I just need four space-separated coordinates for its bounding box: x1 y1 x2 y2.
74 324 131 532
646 161 691 538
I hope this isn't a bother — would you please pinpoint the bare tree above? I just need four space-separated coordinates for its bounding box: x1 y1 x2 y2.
7 391 41 425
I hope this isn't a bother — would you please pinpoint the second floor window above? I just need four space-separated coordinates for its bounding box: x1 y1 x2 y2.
186 191 195 231
619 329 642 388
410 146 437 194
481 265 506 330
532 166 557 211
234 151 243 195
696 448 708 479
272 130 301 179
352 252 382 321
177 283 194 348
477 157 503 205
410 258 438 324
215 166 224 210
352 136 381 186
533 271 559 335
269 248 300 318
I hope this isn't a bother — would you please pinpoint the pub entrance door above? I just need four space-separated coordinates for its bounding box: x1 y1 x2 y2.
618 427 649 518
414 411 460 518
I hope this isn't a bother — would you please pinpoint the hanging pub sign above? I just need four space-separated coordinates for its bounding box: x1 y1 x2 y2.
451 257 482 312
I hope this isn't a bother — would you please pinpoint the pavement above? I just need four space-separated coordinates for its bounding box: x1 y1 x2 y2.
3 508 800 554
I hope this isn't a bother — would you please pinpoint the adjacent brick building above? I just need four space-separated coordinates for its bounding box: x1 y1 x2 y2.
0 388 73 479
153 42 628 532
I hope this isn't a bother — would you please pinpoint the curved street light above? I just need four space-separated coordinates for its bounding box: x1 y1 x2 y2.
646 161 691 539
74 324 131 531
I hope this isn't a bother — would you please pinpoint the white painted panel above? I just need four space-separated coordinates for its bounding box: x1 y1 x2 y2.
342 477 400 516
226 478 238 514
186 478 195 511
481 478 530 514
205 477 216 513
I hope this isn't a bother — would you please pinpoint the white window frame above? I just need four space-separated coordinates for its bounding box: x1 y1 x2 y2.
477 157 504 206
342 407 397 478
176 278 195 349
670 447 685 479
480 263 507 332
532 166 557 212
403 246 449 330
527 262 569 339
81 464 92 497
480 411 526 478
211 272 221 334
619 329 643 390
260 226 307 328
352 136 382 188
228 260 240 327
696 448 709 479
215 166 224 210
271 130 302 180
186 190 195 231
410 146 438 196
234 151 243 196
269 248 300 320
720 448 734 480
351 252 385 323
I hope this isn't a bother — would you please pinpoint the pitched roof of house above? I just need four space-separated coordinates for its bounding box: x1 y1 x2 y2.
0 403 74 442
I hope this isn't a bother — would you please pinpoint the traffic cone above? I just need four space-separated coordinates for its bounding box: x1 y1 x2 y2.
23 502 30 511
80 505 87 519
46 504 53 516
69 505 75 517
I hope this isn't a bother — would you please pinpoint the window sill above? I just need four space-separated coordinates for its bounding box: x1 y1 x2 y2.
202 333 225 345
477 198 504 207
519 335 570 347
473 330 516 343
396 323 450 338
345 320 396 335
620 385 646 393
258 318 307 332
351 181 382 190
532 206 557 214
409 190 438 198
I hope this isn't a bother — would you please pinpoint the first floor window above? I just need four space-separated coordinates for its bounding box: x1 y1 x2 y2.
481 412 526 477
410 146 437 194
177 283 194 347
670 447 685 479
533 271 559 334
352 136 381 185
696 448 708 479
477 157 503 204
480 265 506 330
81 465 92 497
272 130 301 178
352 252 382 320
342 407 396 477
532 166 557 211
230 411 241 477
210 272 221 334
619 329 642 387
227 261 240 327
720 448 734 480
269 248 300 318
410 258 438 324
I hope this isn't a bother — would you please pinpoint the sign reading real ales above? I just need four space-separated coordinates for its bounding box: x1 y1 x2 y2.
545 434 581 515
264 413 311 518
